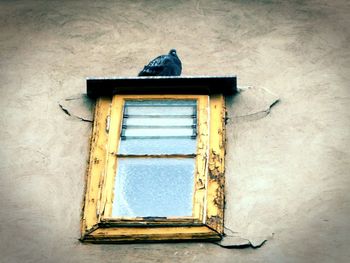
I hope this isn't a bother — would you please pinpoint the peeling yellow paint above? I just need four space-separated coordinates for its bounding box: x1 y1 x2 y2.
206 94 225 234
84 226 221 243
100 96 124 219
193 95 209 222
81 97 111 234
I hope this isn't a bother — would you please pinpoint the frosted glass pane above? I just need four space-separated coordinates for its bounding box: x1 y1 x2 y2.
119 138 196 154
112 158 195 217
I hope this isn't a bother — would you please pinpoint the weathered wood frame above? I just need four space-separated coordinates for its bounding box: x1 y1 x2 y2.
81 94 226 243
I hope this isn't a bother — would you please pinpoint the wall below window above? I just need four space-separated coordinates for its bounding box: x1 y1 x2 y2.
1 0 349 262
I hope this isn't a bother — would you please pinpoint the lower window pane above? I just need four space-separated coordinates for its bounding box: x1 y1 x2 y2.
112 158 195 218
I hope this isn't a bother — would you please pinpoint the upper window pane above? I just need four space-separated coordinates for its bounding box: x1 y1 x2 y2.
118 100 197 155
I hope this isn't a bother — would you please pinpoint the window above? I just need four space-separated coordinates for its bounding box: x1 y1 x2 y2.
81 76 236 243
112 98 199 218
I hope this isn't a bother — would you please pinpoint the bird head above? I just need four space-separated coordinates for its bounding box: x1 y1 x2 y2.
169 49 177 56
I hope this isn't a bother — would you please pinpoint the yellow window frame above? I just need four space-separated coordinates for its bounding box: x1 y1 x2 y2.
81 94 226 243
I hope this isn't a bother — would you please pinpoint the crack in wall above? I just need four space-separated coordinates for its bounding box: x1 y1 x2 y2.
214 234 268 249
233 98 280 121
58 103 93 123
213 225 273 249
226 86 280 123
58 94 94 123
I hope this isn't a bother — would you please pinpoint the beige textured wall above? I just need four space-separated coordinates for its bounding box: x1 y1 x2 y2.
1 0 349 262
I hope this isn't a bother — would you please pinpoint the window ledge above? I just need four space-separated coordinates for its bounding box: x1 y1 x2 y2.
87 75 237 98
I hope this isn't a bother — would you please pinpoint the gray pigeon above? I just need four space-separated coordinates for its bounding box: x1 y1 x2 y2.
138 49 182 76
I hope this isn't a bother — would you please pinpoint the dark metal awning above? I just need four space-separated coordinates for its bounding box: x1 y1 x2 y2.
86 76 237 98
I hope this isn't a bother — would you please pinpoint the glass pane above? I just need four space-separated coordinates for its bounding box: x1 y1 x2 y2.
112 158 195 217
124 117 194 126
126 106 194 116
124 128 193 137
125 100 196 106
119 138 197 155
119 99 197 155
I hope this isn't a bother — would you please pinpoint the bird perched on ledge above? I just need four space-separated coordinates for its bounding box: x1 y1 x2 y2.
138 49 182 76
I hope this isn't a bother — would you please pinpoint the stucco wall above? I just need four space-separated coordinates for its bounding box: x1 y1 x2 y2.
1 0 349 262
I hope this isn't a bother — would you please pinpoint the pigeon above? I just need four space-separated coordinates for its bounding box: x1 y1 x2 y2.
138 49 182 76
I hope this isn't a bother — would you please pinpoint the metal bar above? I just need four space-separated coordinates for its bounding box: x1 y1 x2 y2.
120 135 196 140
125 103 197 107
122 125 196 129
115 154 197 158
123 114 196 118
